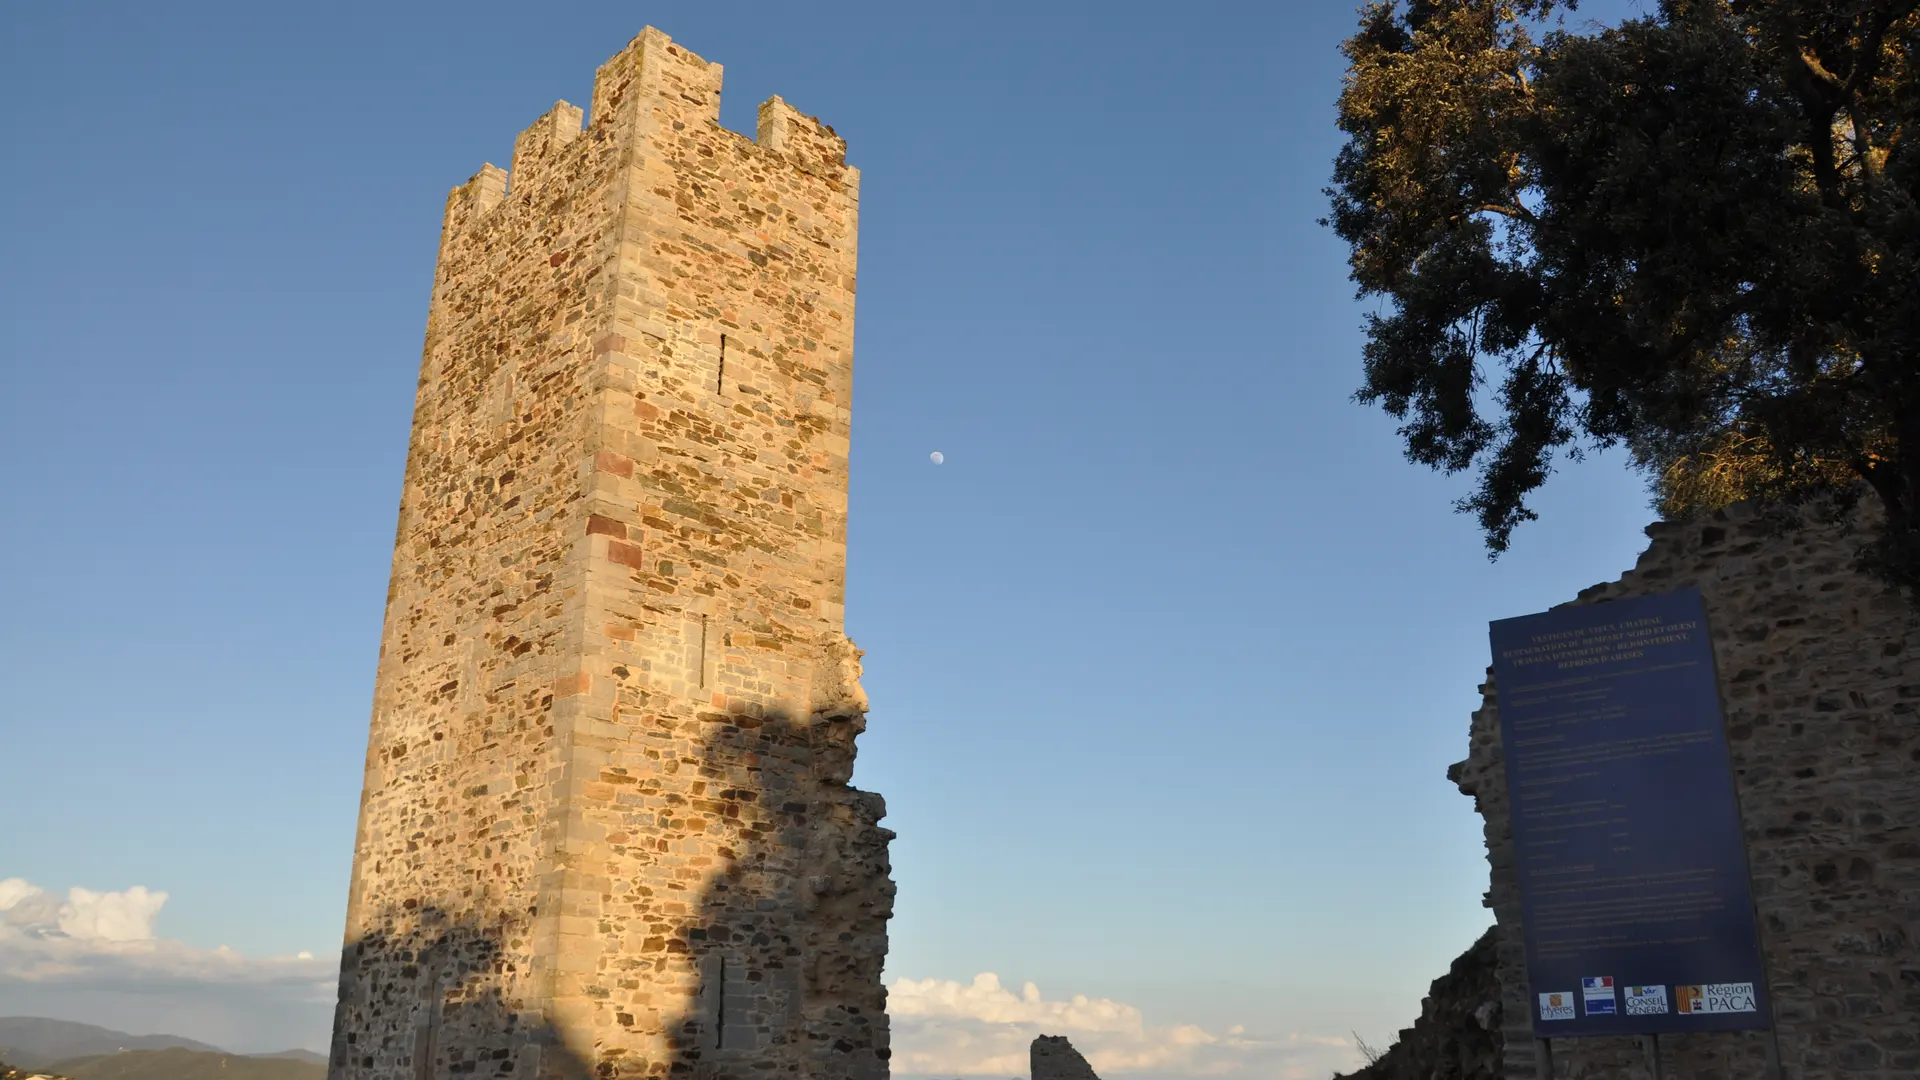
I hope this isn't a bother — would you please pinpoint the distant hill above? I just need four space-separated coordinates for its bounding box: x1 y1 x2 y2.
0 1020 220 1070
0 1023 325 1078
47 1050 323 1080
2 1059 65 1080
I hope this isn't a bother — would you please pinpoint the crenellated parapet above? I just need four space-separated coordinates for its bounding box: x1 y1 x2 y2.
756 95 852 179
435 27 856 263
588 25 723 132
436 164 505 263
508 101 583 193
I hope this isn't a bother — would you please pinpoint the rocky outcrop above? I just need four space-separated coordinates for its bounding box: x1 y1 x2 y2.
1332 926 1503 1080
1031 1035 1102 1080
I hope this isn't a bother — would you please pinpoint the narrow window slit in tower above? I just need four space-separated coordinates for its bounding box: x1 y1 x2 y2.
414 969 441 1080
698 614 709 688
715 957 728 1048
717 334 726 394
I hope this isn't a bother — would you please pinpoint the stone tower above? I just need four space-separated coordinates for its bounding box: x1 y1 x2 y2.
327 28 892 1080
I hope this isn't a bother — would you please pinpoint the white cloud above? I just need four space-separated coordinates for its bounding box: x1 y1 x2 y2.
888 973 1359 1079
0 879 333 1052
0 880 1368 1073
57 884 169 942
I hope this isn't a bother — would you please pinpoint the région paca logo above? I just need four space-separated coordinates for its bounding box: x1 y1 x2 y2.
1677 983 1758 1014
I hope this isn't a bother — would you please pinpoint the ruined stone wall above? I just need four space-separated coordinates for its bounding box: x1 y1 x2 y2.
1452 500 1918 1079
1332 927 1503 1080
330 28 891 1080
1030 1037 1102 1080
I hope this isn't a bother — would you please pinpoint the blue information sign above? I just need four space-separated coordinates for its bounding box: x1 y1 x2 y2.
1489 588 1769 1037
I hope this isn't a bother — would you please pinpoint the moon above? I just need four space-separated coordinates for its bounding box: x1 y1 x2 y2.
929 451 944 465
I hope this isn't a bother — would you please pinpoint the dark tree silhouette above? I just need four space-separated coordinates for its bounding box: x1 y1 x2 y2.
1327 0 1920 593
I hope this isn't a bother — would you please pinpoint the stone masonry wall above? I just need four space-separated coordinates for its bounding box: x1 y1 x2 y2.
1030 1037 1102 1080
1331 926 1503 1080
1451 499 1918 1079
329 28 892 1080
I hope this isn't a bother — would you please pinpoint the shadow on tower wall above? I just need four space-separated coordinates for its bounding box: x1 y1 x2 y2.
655 702 893 1080
328 907 594 1080
329 698 891 1080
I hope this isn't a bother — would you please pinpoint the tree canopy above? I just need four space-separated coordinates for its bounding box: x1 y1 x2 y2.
1327 0 1919 593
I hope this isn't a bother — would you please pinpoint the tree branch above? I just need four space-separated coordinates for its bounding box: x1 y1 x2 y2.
1840 1 1917 100
1838 1 1916 181
1796 47 1845 97
1455 202 1537 225
1768 9 1856 212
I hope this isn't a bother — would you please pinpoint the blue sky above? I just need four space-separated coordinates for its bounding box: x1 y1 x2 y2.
1 1 1654 1073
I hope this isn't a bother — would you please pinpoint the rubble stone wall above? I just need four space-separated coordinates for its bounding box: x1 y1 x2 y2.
1331 927 1503 1080
329 28 891 1080
1452 500 1919 1079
